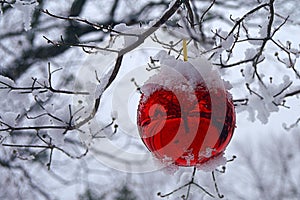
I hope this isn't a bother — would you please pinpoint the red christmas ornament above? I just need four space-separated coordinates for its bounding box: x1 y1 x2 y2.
137 54 235 167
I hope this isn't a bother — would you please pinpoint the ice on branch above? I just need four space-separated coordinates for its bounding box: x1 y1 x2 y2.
13 0 39 31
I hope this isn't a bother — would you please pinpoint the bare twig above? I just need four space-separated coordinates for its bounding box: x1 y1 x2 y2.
158 167 216 199
0 64 90 95
212 171 224 198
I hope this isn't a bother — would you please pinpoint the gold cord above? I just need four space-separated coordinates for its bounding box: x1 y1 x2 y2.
183 39 188 61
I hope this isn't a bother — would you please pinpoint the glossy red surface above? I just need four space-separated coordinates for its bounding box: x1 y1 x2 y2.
137 82 235 167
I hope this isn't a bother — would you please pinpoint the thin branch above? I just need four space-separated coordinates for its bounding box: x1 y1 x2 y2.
273 81 293 98
41 9 139 37
227 3 269 37
2 144 49 148
212 171 224 198
73 0 184 129
246 83 264 100
43 36 119 53
284 89 300 98
199 0 216 24
0 77 90 96
283 117 300 130
214 58 254 68
158 167 215 199
185 167 197 199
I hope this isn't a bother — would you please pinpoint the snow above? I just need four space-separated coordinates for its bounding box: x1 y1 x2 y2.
248 39 263 46
79 118 115 148
142 50 229 99
112 23 144 49
1 1 300 199
47 130 65 146
33 90 52 102
0 131 8 143
180 149 194 166
13 0 39 31
196 153 227 172
0 75 15 86
258 21 269 38
220 32 234 49
177 171 191 185
113 23 129 32
141 51 196 97
94 83 105 98
248 95 270 124
0 75 15 100
94 66 114 98
244 48 257 60
237 71 298 124
0 112 18 126
161 155 179 175
244 64 255 85
198 147 216 158
111 110 118 119
15 150 36 161
55 107 71 124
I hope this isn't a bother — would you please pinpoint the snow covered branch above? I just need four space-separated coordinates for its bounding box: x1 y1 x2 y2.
1 0 300 199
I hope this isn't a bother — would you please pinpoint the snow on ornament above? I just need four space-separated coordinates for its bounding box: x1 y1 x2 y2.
137 50 235 167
